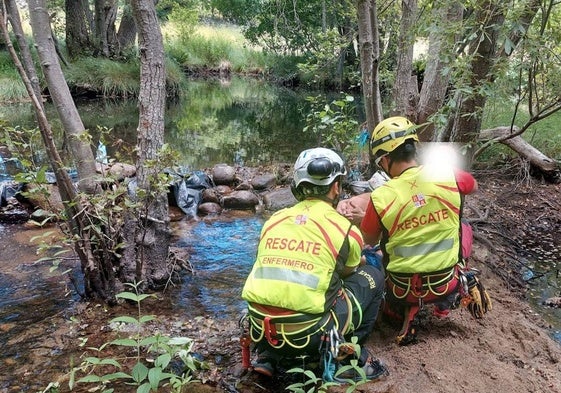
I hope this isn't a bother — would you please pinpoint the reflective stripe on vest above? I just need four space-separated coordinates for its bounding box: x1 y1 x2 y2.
394 238 454 257
254 266 320 289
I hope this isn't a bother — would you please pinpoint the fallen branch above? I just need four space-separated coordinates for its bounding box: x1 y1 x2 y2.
478 127 559 177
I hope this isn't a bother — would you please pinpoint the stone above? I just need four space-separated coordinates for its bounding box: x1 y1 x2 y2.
251 173 276 190
222 190 259 210
262 188 297 211
212 164 236 185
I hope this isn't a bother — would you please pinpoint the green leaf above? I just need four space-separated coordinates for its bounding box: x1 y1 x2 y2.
167 337 192 346
100 372 132 381
116 292 141 302
139 315 156 324
111 316 139 325
155 353 172 369
83 356 103 365
504 37 514 55
136 382 152 393
110 338 138 347
97 358 122 368
132 362 149 383
303 369 318 381
77 375 103 383
148 367 163 389
139 336 159 346
285 382 305 392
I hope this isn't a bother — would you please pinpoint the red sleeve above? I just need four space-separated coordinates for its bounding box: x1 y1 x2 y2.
360 199 382 242
454 169 477 195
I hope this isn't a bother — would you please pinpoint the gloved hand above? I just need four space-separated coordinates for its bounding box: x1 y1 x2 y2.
466 276 492 319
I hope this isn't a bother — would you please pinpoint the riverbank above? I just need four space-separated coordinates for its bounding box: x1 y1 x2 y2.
1 166 561 393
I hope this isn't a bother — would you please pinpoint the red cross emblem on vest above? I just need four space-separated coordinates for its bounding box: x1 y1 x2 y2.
295 215 307 225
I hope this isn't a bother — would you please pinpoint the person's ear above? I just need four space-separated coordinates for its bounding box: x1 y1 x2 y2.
330 180 340 195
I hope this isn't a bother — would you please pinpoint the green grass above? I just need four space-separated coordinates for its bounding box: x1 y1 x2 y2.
0 52 29 103
165 23 268 73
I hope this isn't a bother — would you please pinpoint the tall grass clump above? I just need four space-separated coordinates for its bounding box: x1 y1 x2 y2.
0 51 29 103
64 56 186 98
65 57 140 98
164 20 273 74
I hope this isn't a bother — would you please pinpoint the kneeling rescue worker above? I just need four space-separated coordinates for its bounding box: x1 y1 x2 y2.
360 117 492 345
241 147 388 381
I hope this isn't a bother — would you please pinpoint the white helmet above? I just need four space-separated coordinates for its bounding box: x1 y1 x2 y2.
292 147 347 188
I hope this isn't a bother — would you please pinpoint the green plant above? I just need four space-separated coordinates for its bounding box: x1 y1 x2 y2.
303 93 359 156
70 282 201 393
285 337 369 393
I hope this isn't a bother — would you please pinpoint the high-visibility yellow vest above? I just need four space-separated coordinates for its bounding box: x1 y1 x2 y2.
242 199 363 314
371 165 462 274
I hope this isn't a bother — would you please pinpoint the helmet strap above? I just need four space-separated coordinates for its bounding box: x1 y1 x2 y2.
377 155 392 178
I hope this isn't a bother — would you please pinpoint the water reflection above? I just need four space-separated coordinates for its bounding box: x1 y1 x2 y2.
0 77 317 170
173 216 264 317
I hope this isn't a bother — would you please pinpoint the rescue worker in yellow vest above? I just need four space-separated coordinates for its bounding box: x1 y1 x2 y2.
242 147 387 381
360 117 492 345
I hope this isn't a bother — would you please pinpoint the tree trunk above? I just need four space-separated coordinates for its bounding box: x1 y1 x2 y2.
123 0 171 289
391 0 417 120
3 1 118 303
356 0 376 132
449 0 504 166
4 0 42 100
65 0 93 58
93 0 119 57
117 0 137 52
27 0 99 194
369 2 382 126
28 1 98 192
416 1 462 141
479 126 559 177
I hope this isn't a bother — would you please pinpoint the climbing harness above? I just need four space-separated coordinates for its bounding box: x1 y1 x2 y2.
387 265 459 302
247 303 334 349
246 288 361 350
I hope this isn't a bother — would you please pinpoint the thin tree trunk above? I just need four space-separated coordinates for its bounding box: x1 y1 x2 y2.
416 1 462 141
356 0 376 132
123 0 171 289
4 0 42 100
25 0 118 302
370 0 382 126
65 0 93 58
117 0 137 52
391 0 418 120
27 0 98 194
449 0 504 166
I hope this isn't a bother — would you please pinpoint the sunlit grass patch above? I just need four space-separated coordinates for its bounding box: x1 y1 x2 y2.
164 22 270 73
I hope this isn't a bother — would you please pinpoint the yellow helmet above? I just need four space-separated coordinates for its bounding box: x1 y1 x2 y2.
370 116 419 161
